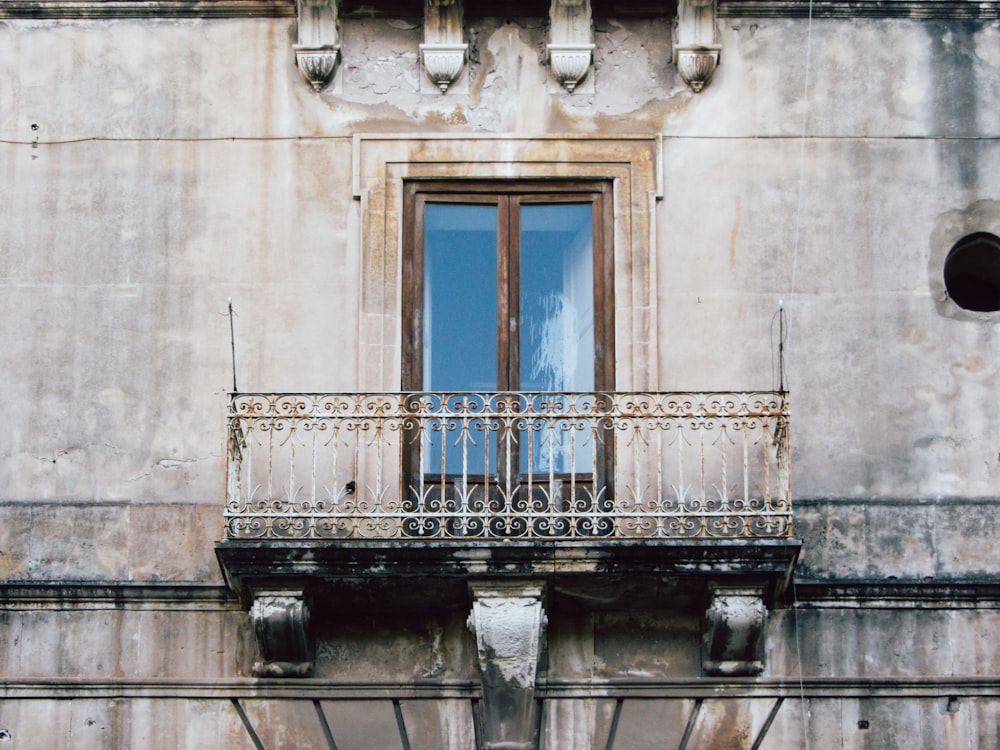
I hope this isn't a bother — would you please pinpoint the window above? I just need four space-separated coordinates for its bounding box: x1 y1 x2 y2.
401 180 614 522
403 180 614 394
944 232 1000 312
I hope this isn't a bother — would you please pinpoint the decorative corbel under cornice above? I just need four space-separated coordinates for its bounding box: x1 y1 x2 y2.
547 0 595 93
702 585 767 676
294 0 341 91
420 0 467 93
249 587 314 677
674 0 720 92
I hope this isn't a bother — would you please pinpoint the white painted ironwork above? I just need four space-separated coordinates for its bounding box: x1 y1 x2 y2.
225 391 791 539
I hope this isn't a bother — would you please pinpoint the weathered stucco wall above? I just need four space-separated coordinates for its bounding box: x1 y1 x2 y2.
1 8 999 749
2 15 998 518
0 599 998 748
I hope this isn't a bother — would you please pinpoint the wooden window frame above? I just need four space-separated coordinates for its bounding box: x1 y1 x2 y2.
401 179 616 393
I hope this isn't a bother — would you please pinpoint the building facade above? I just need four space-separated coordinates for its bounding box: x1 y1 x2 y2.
2 0 1000 747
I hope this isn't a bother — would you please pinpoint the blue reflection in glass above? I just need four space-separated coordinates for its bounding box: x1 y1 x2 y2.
520 203 594 474
423 203 498 475
520 203 594 391
423 203 499 391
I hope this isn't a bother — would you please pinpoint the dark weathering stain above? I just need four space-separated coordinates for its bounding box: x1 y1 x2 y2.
926 21 981 189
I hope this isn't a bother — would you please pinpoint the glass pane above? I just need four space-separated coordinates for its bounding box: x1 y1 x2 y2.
519 203 595 475
520 203 595 391
423 203 498 476
423 203 498 391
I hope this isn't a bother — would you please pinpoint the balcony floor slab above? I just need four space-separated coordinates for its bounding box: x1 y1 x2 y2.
216 538 801 613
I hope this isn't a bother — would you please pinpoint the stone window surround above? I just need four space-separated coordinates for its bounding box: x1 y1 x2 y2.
350 133 663 393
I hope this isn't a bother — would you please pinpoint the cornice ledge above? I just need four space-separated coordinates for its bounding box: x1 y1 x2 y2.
0 581 236 610
793 578 1000 606
718 0 1000 19
0 0 295 18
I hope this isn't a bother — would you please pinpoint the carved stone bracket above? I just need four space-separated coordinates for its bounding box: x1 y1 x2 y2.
468 581 547 750
547 0 594 92
249 587 314 677
674 0 720 92
702 585 767 676
294 0 341 91
420 0 467 93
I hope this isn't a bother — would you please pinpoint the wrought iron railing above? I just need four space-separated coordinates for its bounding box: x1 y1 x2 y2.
224 392 791 540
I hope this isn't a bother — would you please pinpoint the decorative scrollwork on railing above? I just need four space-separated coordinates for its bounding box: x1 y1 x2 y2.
224 391 791 540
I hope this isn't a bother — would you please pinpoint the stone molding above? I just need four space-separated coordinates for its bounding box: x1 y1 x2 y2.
350 133 663 395
0 583 236 610
794 580 1000 608
5 577 997 611
4 675 1000 700
0 0 295 18
717 0 1000 17
1 1 996 19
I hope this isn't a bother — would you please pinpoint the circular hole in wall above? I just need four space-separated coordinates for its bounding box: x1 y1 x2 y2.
944 232 1000 312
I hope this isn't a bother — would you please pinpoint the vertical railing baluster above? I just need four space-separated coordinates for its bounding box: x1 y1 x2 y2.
699 423 706 514
719 424 727 510
289 421 296 513
267 418 275 512
477 396 488 533
245 418 253 513
592 404 600 533
762 417 771 512
655 412 664 536
309 416 317 502
226 404 243 528
330 420 339 503
352 411 360 530
779 413 791 516
525 401 533 520
742 418 750 518
676 416 684 513
417 397 426 517
548 409 556 530
374 412 383 515
569 404 576 522
461 396 470 533
440 396 447 521
632 411 641 516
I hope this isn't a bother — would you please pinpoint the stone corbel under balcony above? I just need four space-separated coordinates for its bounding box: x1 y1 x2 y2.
294 0 341 91
420 0 467 92
468 581 547 750
702 585 767 676
249 587 314 677
675 0 720 92
547 0 594 92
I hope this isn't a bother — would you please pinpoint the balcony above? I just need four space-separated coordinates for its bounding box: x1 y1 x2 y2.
223 391 791 541
216 391 800 689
